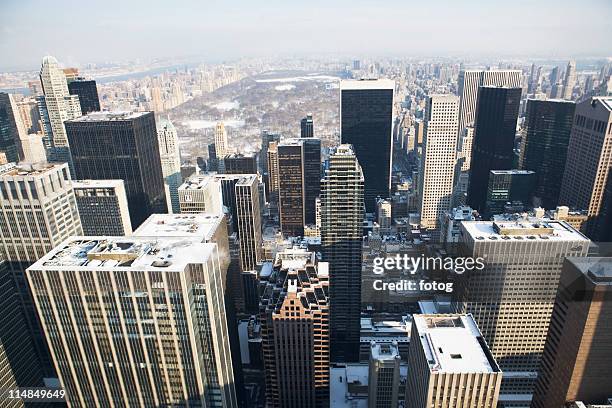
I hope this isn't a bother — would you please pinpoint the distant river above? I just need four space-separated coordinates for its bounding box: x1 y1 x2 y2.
0 63 199 96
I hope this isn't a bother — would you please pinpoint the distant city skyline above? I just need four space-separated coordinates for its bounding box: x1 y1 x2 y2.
1 0 611 71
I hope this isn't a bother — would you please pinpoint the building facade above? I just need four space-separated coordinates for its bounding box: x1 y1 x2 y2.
405 314 502 408
156 118 182 213
340 79 394 212
467 86 522 213
26 236 238 407
418 95 459 231
559 97 612 240
520 99 575 209
65 111 167 229
259 249 330 408
532 257 612 408
73 179 132 236
320 145 364 362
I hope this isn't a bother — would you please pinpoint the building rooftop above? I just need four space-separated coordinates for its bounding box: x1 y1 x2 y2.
0 162 66 177
490 169 535 175
235 174 258 186
340 78 395 90
413 314 500 374
567 257 612 284
28 236 215 272
370 342 400 361
179 175 216 191
134 213 224 241
461 220 589 242
67 111 150 122
72 179 124 189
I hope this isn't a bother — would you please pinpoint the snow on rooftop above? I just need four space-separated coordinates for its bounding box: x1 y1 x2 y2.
69 111 150 122
72 179 124 189
461 220 588 242
414 314 498 374
134 213 223 240
28 236 215 272
340 78 395 90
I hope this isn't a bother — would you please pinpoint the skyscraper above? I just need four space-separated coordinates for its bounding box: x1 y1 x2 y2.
300 113 314 138
277 138 321 236
0 92 25 162
459 220 589 398
340 79 394 212
220 152 258 174
157 118 182 213
562 60 577 100
0 162 82 377
418 95 459 231
39 56 81 165
67 78 101 114
405 314 502 408
178 175 223 214
259 248 329 407
235 175 263 271
215 121 229 158
368 342 401 408
27 235 238 407
73 179 132 236
484 169 536 216
65 111 167 229
532 257 612 408
520 99 576 209
457 69 522 138
559 97 612 239
320 144 364 362
467 86 522 213
207 142 218 172
266 140 279 199
0 258 48 405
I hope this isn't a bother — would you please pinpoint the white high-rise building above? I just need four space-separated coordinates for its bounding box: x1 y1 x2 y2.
405 314 502 408
178 174 224 215
157 118 182 213
562 60 577 100
0 162 82 262
26 235 238 407
368 341 401 408
19 133 47 163
418 95 459 231
457 69 522 137
0 161 83 377
73 179 132 236
235 175 262 271
459 219 590 400
39 56 81 149
215 121 229 158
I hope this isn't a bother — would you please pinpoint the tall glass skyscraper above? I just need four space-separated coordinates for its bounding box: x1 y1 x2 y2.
467 86 522 213
321 145 364 362
65 111 167 229
521 99 575 209
67 78 101 114
340 79 394 212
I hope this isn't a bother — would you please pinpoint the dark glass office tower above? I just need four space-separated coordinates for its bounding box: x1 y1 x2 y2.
302 138 321 225
300 114 313 138
467 86 522 213
340 79 394 212
68 78 101 114
277 141 304 237
65 111 167 229
0 92 24 162
277 138 321 236
521 99 575 209
221 153 258 174
207 143 218 172
321 145 364 362
484 170 536 217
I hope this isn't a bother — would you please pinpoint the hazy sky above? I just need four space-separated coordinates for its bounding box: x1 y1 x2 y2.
1 0 611 71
